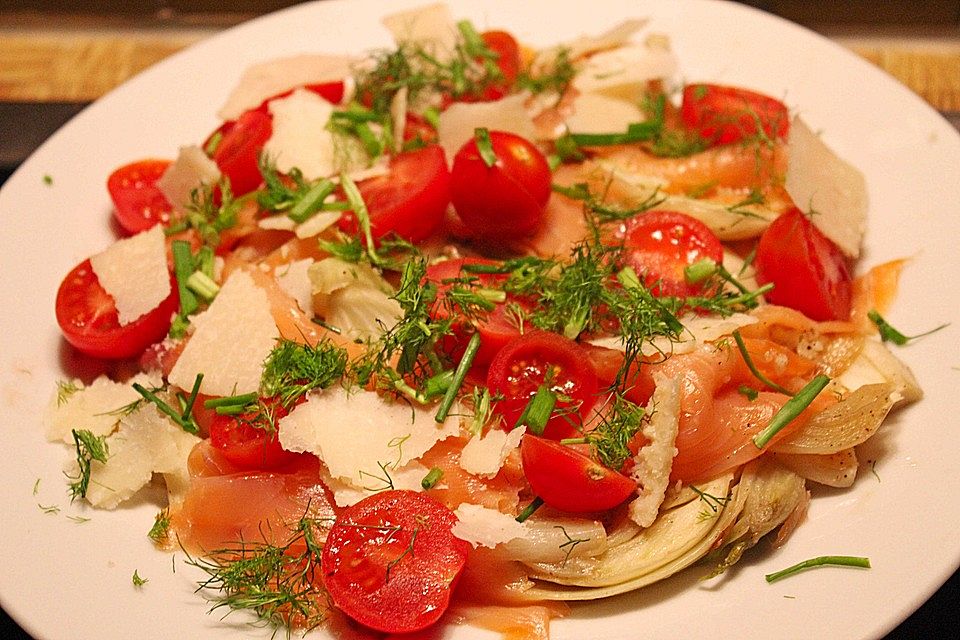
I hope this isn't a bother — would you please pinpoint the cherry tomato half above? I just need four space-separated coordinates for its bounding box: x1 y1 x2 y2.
450 130 551 240
107 159 173 234
55 259 178 360
487 330 598 440
621 210 723 297
521 435 636 513
321 490 470 634
476 30 521 100
207 108 273 196
424 257 527 368
207 399 307 471
339 145 451 243
754 207 852 321
680 83 789 147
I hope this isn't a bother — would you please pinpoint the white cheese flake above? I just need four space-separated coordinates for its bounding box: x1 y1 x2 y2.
459 426 525 478
264 89 340 181
168 270 278 396
565 93 644 135
437 94 538 165
452 503 529 549
89 226 170 325
628 373 680 528
382 3 457 63
321 462 431 508
279 387 460 486
156 145 221 213
44 373 162 443
572 40 678 100
275 258 315 315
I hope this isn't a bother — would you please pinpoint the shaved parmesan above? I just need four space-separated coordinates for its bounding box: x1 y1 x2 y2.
218 54 355 121
321 462 431 508
459 426 525 478
84 403 200 510
382 3 457 62
279 387 460 485
566 93 644 135
45 373 161 443
452 503 529 549
156 145 221 213
785 116 867 258
168 270 278 396
572 41 678 100
437 94 538 165
532 19 648 73
89 226 170 325
294 210 342 239
628 373 680 528
275 258 315 314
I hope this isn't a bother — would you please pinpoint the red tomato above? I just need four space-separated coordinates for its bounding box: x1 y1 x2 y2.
321 490 470 634
621 210 724 297
521 435 635 513
339 145 451 243
424 257 527 367
207 108 273 195
487 330 598 440
55 259 178 360
107 159 173 234
754 207 852 321
207 400 306 470
680 83 789 146
253 80 346 112
450 131 551 240
477 30 521 100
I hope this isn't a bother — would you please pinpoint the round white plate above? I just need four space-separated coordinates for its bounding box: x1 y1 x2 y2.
1 1 958 638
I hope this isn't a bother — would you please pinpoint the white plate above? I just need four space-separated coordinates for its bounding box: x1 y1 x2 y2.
1 1 958 638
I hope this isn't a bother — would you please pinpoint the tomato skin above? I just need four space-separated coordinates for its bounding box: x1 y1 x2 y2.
487 330 598 440
208 108 273 195
207 400 307 471
477 30 521 100
621 210 724 297
55 259 178 360
450 131 551 239
107 159 173 234
339 145 451 243
754 207 853 321
424 257 526 367
680 83 789 146
521 435 636 513
321 490 470 634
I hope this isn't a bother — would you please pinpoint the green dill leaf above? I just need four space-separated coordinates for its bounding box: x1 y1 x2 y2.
132 570 148 587
867 309 948 346
67 428 109 501
42 174 54 186
260 339 349 407
148 509 172 545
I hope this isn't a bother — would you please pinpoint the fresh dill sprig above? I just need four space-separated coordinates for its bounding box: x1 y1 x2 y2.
517 48 575 95
555 525 590 567
148 509 172 545
867 309 948 346
260 339 349 408
56 380 80 406
132 570 148 587
564 394 645 470
691 485 732 521
165 179 242 249
67 428 109 501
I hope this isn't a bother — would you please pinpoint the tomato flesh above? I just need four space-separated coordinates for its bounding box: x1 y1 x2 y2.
208 108 273 195
521 435 636 513
754 207 853 321
207 399 307 471
477 30 521 100
450 131 551 240
321 490 470 634
681 83 789 146
55 259 178 360
339 145 451 243
621 210 724 297
487 330 598 440
107 159 173 234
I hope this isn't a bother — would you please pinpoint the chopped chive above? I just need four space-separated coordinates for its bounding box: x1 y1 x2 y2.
568 121 659 147
204 130 223 156
514 384 557 435
516 496 544 523
435 332 482 423
732 329 793 396
179 373 204 423
42 174 53 186
340 172 381 265
133 383 199 434
423 106 440 130
171 240 199 317
474 128 498 168
752 374 830 448
684 258 718 285
422 370 455 401
185 271 220 302
765 555 871 583
867 309 948 346
421 467 444 490
477 287 507 304
738 384 759 401
287 179 335 223
203 392 258 409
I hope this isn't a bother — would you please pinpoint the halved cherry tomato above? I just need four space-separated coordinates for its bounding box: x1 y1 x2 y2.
207 399 306 470
107 159 173 234
476 30 521 100
754 207 852 321
321 490 470 634
621 210 723 297
680 83 789 146
521 435 635 513
55 259 178 359
424 257 526 367
450 130 551 240
207 108 273 195
339 145 451 243
253 80 346 113
487 330 598 440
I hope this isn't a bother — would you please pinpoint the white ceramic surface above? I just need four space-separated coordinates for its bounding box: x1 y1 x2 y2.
1 1 958 638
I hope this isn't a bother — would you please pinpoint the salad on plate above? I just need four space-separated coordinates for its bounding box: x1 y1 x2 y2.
42 3 930 638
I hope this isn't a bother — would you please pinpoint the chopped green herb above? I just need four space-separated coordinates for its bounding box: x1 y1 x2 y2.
514 384 557 435
752 374 831 448
260 339 348 408
67 428 109 501
732 329 793 396
148 509 172 544
42 174 53 186
132 570 148 587
421 467 444 490
765 555 870 583
516 496 544 523
867 309 948 346
474 127 498 168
